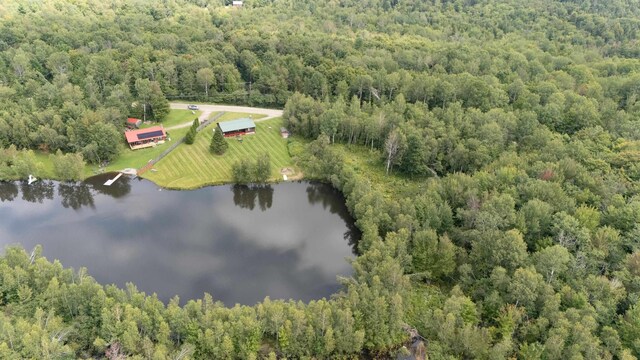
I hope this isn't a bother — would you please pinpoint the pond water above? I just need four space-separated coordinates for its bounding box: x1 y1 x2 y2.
0 175 359 305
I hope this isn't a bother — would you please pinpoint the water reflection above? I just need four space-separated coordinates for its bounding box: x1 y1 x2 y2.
87 173 132 199
306 182 361 253
58 182 95 210
232 184 274 211
20 180 54 203
0 182 18 202
0 179 357 305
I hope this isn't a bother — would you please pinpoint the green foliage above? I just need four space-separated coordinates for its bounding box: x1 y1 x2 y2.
410 229 457 280
134 79 169 122
619 304 640 356
231 153 271 184
51 150 85 181
0 146 51 180
2 0 640 358
469 229 528 276
231 160 254 184
209 128 228 155
254 153 271 183
10 149 40 179
184 119 199 145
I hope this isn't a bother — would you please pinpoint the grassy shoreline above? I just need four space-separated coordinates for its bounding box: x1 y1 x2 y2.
1 110 303 190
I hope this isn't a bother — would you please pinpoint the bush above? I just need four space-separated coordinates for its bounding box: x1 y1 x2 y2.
231 161 254 184
255 153 271 182
231 153 271 184
51 150 85 181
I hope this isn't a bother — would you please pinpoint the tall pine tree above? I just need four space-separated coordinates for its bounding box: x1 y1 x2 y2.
210 127 228 154
184 118 199 145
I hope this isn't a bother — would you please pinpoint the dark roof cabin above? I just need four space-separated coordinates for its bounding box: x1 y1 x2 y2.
125 126 167 150
218 118 256 137
126 118 142 128
280 127 290 138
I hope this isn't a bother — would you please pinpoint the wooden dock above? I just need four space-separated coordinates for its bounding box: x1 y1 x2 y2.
103 172 123 186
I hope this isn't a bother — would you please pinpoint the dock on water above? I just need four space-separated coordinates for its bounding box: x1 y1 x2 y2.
104 172 123 186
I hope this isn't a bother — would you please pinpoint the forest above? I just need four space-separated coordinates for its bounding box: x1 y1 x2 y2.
2 0 640 358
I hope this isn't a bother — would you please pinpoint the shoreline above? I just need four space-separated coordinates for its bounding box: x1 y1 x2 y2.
138 167 305 190
1 171 307 192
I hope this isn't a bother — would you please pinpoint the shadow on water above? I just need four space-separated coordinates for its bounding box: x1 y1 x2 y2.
231 184 274 211
306 182 361 254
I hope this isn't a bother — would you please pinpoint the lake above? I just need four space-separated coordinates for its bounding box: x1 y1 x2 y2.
0 175 359 305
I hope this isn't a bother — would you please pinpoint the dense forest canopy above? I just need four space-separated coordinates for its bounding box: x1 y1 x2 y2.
2 0 640 358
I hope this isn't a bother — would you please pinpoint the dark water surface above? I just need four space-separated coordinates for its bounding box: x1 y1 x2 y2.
0 175 358 305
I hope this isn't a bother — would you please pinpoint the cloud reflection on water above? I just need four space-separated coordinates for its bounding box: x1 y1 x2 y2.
0 178 356 305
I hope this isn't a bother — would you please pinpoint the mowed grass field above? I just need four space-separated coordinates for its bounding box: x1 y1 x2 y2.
143 114 293 189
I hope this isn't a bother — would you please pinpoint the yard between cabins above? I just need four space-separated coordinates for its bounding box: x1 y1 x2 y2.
139 109 202 129
143 115 295 189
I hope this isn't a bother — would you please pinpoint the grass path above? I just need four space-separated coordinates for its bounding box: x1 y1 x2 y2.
144 115 294 189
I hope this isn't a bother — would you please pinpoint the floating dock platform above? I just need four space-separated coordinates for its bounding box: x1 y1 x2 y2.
103 172 123 186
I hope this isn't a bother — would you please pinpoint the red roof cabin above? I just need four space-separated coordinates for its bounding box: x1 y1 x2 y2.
125 126 167 150
126 118 142 129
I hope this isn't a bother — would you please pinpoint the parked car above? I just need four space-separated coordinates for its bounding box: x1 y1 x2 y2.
188 104 199 110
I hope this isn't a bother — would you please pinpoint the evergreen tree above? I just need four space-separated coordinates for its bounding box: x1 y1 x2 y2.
184 119 199 145
210 127 228 155
184 128 196 145
400 133 428 177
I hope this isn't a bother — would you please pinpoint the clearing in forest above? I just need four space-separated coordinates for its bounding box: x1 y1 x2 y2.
143 114 294 189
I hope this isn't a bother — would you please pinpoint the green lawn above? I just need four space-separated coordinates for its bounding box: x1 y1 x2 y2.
140 109 202 129
91 109 207 174
143 115 293 189
95 126 190 174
